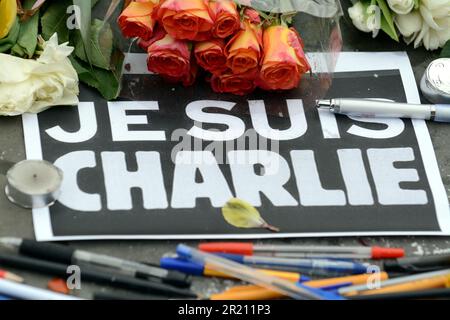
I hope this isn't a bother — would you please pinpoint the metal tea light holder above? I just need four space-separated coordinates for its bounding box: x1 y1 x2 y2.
420 58 450 104
1 159 63 209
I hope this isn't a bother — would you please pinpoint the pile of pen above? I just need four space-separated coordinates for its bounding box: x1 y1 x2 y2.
0 237 196 300
164 242 450 300
1 238 450 300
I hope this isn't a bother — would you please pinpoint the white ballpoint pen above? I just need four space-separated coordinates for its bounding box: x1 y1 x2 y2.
316 98 450 122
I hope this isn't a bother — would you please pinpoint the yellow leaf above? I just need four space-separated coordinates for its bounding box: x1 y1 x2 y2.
0 0 17 40
222 198 280 232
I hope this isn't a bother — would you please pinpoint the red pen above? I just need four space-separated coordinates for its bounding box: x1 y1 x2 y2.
0 269 24 283
198 242 405 260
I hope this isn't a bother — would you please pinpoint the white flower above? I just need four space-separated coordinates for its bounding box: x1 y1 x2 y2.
348 2 381 37
416 0 450 50
0 34 79 116
394 10 422 43
387 0 415 15
395 0 450 50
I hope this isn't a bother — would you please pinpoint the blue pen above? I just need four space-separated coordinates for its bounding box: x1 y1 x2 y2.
318 282 353 291
296 283 346 300
161 257 311 282
177 244 331 300
213 253 368 276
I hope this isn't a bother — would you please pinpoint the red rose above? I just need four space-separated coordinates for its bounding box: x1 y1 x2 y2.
118 0 159 41
257 26 311 91
211 69 257 96
209 0 241 39
155 0 214 41
225 20 262 74
194 39 227 75
147 32 192 79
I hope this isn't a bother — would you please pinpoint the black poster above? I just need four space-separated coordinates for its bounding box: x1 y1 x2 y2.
23 52 450 241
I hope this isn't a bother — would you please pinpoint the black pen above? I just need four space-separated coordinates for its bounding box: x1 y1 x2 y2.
384 254 450 273
0 252 197 298
0 237 191 288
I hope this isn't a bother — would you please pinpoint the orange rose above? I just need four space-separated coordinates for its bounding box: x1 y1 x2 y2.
257 25 311 91
209 0 240 39
194 39 227 75
147 32 192 79
118 0 159 41
155 0 214 41
211 69 257 96
163 59 198 86
225 20 262 75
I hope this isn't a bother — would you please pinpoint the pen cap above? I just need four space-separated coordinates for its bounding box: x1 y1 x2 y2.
199 243 253 255
160 258 204 276
434 105 450 122
371 247 404 259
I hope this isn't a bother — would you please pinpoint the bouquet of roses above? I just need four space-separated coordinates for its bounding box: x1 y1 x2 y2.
118 0 311 95
348 0 450 51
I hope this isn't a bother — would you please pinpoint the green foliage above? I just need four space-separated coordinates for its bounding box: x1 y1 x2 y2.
1 0 122 100
375 0 399 42
39 0 123 100
0 18 20 53
11 0 39 58
441 40 450 58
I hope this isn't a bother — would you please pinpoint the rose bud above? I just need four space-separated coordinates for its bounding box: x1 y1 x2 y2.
211 68 258 96
118 0 159 41
147 32 192 79
209 0 241 38
155 0 214 41
258 26 311 91
194 39 227 75
225 20 262 74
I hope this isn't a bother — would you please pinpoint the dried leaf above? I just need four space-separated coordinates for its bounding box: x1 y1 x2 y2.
222 198 280 232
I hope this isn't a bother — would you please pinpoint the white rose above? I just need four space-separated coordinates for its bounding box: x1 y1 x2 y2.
415 0 450 50
396 0 450 50
348 2 381 37
0 34 79 116
394 10 422 43
387 0 415 15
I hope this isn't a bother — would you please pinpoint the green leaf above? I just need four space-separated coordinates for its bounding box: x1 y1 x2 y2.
0 19 20 53
221 198 280 232
441 40 450 58
414 0 420 9
40 0 70 42
73 0 93 64
74 19 113 70
376 0 399 42
12 0 39 58
69 49 124 100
